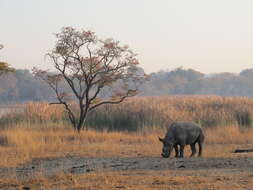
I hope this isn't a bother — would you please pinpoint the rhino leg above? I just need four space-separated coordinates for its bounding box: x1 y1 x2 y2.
198 133 204 157
174 145 179 157
198 141 203 157
179 144 185 158
190 143 196 157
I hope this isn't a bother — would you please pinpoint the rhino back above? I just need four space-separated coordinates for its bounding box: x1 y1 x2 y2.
166 122 202 145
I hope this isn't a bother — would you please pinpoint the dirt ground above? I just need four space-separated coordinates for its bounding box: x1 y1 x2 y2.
0 154 253 189
1 154 253 179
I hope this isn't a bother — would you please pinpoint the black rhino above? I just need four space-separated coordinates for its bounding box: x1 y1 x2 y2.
159 122 204 158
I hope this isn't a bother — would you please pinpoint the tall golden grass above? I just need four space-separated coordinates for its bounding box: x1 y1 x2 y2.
83 95 253 130
2 95 253 130
0 96 253 167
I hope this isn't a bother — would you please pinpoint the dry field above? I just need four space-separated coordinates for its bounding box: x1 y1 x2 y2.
0 96 253 189
0 125 253 167
0 125 253 189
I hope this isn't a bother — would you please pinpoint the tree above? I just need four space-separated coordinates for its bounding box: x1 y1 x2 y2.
0 44 14 75
33 27 146 132
240 69 253 77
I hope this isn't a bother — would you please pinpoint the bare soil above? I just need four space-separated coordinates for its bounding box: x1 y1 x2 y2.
1 154 253 180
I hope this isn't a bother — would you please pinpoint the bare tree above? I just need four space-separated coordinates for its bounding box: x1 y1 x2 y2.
33 27 146 132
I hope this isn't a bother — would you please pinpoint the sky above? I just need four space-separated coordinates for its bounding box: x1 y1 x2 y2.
1 0 253 74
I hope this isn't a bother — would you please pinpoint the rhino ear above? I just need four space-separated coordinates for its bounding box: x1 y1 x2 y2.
158 137 164 142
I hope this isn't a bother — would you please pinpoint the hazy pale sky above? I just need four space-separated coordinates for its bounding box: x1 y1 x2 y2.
1 0 253 74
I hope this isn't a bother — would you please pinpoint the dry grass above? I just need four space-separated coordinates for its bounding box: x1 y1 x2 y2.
0 128 158 167
1 170 253 190
0 125 253 167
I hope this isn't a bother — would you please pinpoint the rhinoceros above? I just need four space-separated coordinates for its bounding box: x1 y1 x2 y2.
158 122 204 158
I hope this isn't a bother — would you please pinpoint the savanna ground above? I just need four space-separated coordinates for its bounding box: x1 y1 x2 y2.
1 96 253 189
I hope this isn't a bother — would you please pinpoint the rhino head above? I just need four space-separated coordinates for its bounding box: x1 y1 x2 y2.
158 137 173 158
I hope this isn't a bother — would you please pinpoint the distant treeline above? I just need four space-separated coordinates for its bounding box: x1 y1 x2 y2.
140 67 253 97
0 70 55 103
1 68 253 103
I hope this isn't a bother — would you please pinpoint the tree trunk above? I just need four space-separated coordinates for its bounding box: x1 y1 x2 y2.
76 114 87 133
